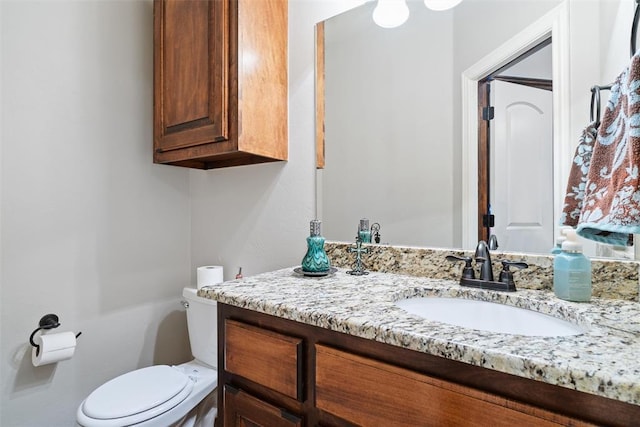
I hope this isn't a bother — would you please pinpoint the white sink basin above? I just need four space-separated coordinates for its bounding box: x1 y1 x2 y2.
395 297 586 337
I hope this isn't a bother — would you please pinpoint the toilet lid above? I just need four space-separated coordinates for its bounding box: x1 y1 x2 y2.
82 365 192 421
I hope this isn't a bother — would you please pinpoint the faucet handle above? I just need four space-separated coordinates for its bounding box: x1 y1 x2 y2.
498 260 529 286
501 260 529 270
445 255 475 279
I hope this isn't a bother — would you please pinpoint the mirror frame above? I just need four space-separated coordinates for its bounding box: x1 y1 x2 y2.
316 21 325 170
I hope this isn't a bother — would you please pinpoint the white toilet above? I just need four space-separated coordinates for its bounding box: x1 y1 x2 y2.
77 287 219 427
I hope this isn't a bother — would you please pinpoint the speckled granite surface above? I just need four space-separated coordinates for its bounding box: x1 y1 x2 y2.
325 241 640 300
199 267 640 406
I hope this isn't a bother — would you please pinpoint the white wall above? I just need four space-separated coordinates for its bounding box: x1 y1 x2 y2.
0 1 193 425
322 2 455 247
503 44 553 79
598 0 633 82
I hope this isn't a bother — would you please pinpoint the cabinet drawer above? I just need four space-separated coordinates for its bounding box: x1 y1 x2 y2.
225 320 302 400
315 345 575 427
223 386 302 427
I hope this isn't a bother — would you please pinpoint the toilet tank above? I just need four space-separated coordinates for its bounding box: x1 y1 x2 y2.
182 287 218 369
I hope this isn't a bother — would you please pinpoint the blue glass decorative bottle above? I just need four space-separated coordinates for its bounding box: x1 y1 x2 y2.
301 220 331 273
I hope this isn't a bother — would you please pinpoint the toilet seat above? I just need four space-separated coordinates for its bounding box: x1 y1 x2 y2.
78 365 194 426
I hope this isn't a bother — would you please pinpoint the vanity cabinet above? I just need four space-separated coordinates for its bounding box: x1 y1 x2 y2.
153 0 287 170
218 303 637 426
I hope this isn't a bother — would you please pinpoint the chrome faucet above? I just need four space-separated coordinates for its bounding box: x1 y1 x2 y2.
445 241 528 292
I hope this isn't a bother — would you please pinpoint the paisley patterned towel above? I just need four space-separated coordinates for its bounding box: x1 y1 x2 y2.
577 53 640 246
560 122 598 227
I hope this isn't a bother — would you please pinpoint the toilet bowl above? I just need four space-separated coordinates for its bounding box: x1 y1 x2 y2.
77 288 219 427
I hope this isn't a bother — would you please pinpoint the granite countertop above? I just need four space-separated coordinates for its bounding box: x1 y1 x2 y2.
198 267 640 406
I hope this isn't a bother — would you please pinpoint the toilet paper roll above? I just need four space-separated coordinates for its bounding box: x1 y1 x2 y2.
31 331 77 367
197 266 224 289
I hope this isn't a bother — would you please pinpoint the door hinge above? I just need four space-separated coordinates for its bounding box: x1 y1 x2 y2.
482 106 495 121
482 214 495 228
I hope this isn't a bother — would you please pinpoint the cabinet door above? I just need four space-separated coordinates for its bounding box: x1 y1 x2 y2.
224 386 302 427
154 0 230 154
316 345 572 427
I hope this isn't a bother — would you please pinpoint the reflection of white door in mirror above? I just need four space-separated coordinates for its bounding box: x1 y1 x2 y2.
461 1 570 254
491 80 553 253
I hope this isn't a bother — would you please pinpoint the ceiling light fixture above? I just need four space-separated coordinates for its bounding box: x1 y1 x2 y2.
372 0 462 29
372 0 410 29
423 0 462 11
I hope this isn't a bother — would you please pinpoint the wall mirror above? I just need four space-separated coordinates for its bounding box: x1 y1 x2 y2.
315 0 635 259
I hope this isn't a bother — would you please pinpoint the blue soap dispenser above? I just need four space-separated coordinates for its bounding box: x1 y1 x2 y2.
553 229 591 302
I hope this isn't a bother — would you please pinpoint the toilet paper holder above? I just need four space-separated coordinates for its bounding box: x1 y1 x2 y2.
29 313 81 357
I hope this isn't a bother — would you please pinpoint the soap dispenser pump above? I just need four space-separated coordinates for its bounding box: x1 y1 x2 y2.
301 220 331 273
551 226 570 254
551 233 567 255
553 229 591 302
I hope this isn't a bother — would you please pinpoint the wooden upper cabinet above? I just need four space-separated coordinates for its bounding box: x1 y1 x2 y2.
153 0 288 170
